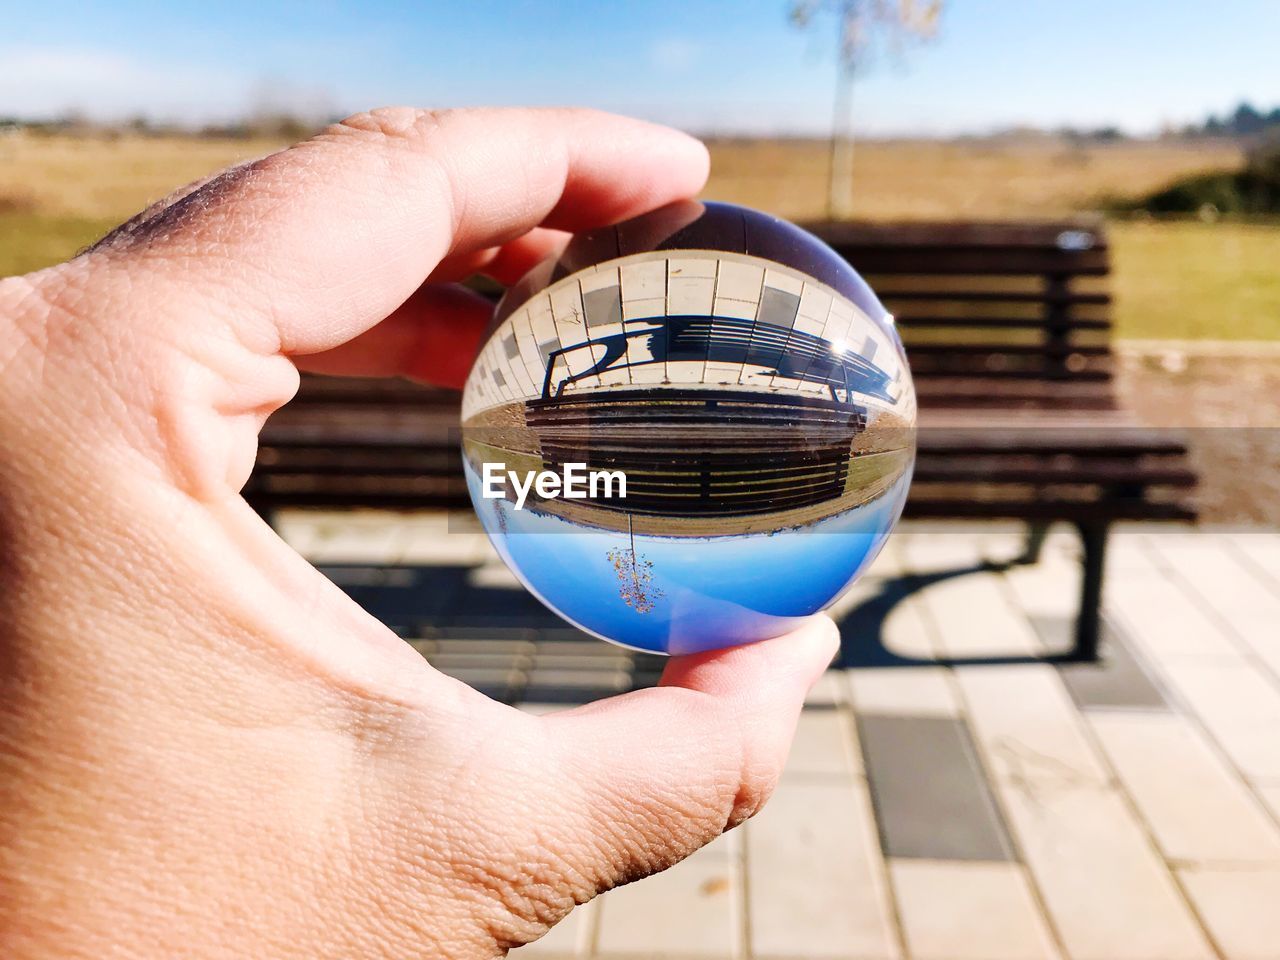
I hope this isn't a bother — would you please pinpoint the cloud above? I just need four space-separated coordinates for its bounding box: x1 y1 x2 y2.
0 47 251 121
649 37 700 74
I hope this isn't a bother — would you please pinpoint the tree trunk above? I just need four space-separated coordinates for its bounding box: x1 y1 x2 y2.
827 68 855 219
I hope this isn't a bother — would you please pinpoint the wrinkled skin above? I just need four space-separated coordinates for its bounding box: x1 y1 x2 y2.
0 108 837 959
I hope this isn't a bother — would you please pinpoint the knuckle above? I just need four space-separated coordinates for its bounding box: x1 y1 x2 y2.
0 272 52 328
325 106 455 145
691 698 782 829
687 699 784 831
0 274 51 399
725 758 782 828
461 844 586 949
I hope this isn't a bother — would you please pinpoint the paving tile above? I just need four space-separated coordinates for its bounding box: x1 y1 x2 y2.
582 285 622 328
877 594 940 661
305 522 402 563
757 284 801 328
274 511 322 554
849 666 960 717
972 526 1035 567
427 651 534 672
1260 785 1280 823
901 536 1045 659
829 572 890 623
997 545 1081 624
595 850 737 958
534 638 627 658
1146 534 1280 682
437 667 521 699
1105 549 1240 659
889 859 1061 960
319 564 420 589
868 536 907 577
746 779 900 959
525 668 630 691
996 782 1214 960
433 636 535 655
397 528 489 564
1178 866 1280 960
859 714 1013 861
783 708 861 780
321 563 462 629
1088 711 1280 863
714 259 765 302
955 664 1215 960
469 561 525 589
1053 622 1169 710
1159 659 1280 782
1229 533 1280 590
804 669 848 707
954 665 1111 788
833 580 894 659
445 585 569 630
900 531 986 575
1106 528 1159 574
1100 539 1280 786
930 570 1046 658
534 655 634 674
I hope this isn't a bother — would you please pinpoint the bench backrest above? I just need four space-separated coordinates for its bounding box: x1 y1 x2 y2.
279 219 1113 415
252 219 1125 511
806 219 1113 410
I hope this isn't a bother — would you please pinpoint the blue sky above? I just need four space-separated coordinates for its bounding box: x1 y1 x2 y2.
466 460 906 655
2 0 1277 135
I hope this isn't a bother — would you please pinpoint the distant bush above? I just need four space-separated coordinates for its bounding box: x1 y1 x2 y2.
1182 101 1280 139
1122 141 1280 215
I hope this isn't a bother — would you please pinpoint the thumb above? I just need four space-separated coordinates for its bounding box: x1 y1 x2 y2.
541 616 839 888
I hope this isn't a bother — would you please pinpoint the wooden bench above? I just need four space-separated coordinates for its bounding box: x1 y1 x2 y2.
246 220 1197 662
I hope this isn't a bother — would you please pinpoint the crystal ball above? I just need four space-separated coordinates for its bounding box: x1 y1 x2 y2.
462 200 915 655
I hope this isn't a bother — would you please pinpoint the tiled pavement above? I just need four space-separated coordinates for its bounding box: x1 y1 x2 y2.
279 512 1280 960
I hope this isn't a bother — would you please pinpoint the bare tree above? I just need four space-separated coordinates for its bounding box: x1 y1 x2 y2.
790 0 943 218
607 516 664 614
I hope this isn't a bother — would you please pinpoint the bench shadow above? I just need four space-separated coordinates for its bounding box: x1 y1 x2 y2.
837 559 1083 669
319 553 1084 706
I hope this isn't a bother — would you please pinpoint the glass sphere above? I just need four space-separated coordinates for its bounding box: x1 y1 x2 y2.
462 201 915 655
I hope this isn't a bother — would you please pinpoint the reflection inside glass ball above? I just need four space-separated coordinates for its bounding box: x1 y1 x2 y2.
461 201 915 655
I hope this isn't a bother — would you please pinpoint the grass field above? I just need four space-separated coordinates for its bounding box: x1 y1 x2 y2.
1111 220 1280 340
2 131 1276 339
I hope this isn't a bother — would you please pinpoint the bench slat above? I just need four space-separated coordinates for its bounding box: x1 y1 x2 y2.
801 220 1109 249
875 290 1110 306
834 247 1110 276
907 343 1111 357
903 498 1196 522
246 219 1197 558
896 316 1110 330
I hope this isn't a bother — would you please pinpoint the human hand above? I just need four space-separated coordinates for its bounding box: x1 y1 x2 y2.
0 108 839 959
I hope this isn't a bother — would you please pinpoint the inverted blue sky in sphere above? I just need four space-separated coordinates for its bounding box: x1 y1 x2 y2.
465 461 909 655
2 0 1277 135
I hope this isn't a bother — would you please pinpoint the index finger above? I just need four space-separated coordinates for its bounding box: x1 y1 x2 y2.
86 107 709 357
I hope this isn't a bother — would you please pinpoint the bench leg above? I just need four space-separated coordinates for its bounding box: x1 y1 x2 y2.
1072 521 1109 662
1017 521 1052 565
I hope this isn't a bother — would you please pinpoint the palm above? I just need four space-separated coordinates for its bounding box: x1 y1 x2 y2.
0 108 836 959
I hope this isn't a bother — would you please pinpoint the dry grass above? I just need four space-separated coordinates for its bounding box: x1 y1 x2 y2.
1111 220 1280 341
0 130 1241 226
2 131 1276 340
0 132 285 219
703 137 1243 221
